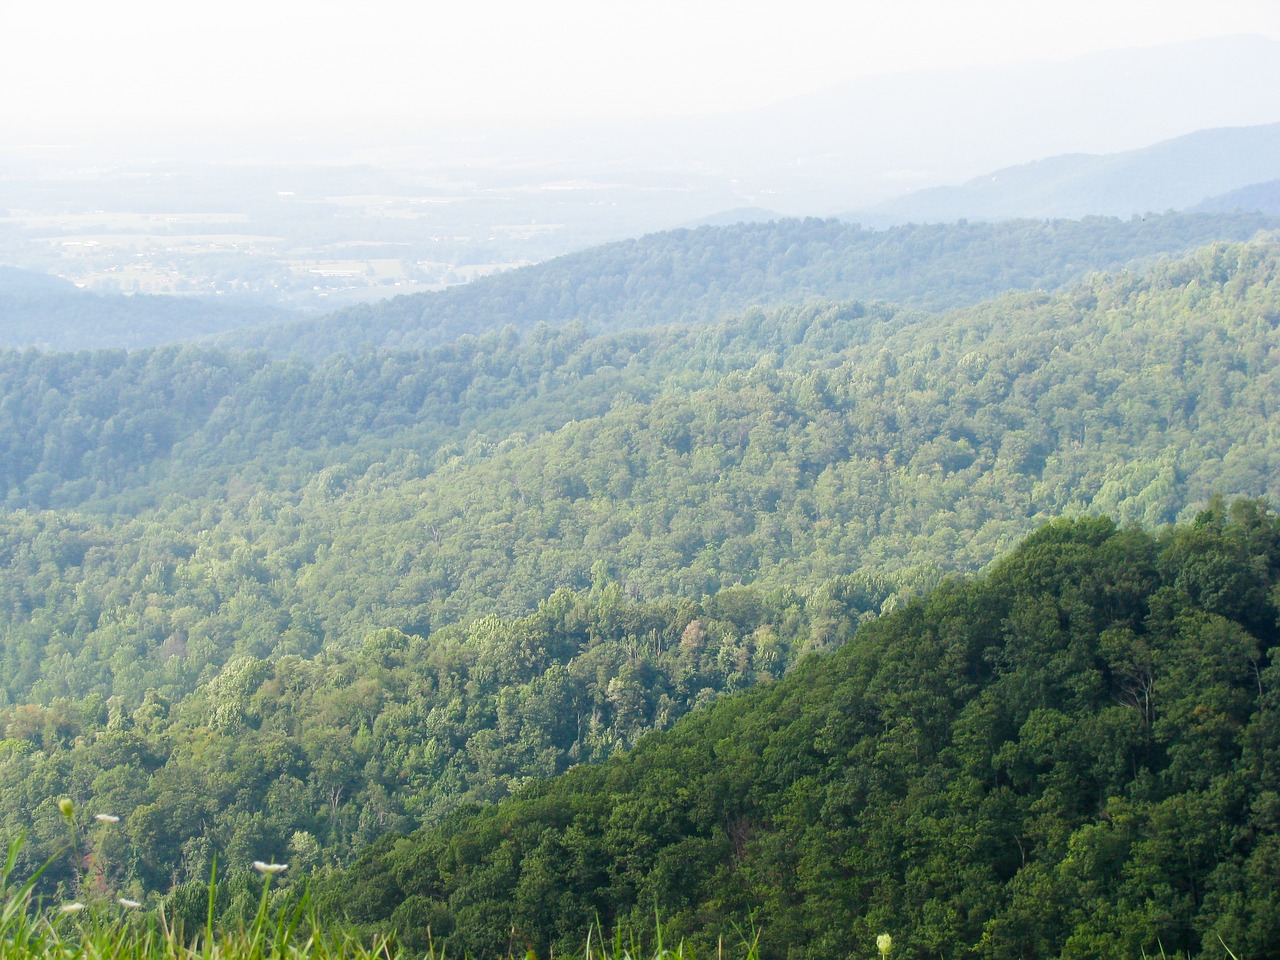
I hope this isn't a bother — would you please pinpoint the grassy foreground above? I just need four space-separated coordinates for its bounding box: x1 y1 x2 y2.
2 800 774 960
1 832 775 960
1 835 386 960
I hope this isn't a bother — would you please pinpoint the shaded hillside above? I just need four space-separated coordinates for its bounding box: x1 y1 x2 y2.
1195 178 1280 217
854 123 1280 225
218 212 1278 358
326 502 1280 960
0 266 294 350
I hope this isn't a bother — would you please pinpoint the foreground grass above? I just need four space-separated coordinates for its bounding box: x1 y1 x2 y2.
2 834 764 960
1 833 391 960
3 831 1227 960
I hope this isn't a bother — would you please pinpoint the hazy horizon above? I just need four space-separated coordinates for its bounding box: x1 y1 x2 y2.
3 0 1279 160
4 5 1280 311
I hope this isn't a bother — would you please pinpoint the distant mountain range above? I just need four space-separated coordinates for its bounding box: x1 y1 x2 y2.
848 122 1280 225
446 35 1280 215
682 34 1280 212
4 36 1278 318
219 210 1279 359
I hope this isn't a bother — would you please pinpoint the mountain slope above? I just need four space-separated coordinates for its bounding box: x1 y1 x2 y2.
0 266 295 350
326 503 1280 959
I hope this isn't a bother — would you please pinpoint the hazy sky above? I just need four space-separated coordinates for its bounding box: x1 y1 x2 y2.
3 0 1279 138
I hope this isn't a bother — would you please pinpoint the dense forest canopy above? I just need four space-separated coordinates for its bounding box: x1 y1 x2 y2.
1 226 1279 960
323 501 1280 960
1 239 1279 906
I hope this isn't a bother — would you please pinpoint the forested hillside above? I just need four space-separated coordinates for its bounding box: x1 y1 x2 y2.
0 267 293 350
1 240 1278 899
219 211 1278 357
1196 178 1280 216
324 501 1280 960
0 576 889 897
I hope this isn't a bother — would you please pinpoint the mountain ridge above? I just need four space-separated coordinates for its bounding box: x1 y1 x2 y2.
851 122 1280 225
0 264 297 350
215 211 1279 359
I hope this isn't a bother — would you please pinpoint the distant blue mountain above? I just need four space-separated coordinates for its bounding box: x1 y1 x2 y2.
0 266 297 350
1193 179 1280 217
851 123 1280 225
0 266 78 295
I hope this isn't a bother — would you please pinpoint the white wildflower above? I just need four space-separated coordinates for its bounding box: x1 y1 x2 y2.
252 861 288 875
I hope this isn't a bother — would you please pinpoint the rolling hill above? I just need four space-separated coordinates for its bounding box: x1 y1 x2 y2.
2 240 1279 901
0 265 295 350
218 211 1279 358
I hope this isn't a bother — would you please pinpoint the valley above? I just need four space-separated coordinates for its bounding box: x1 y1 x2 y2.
2 222 1279 956
3 25 1280 955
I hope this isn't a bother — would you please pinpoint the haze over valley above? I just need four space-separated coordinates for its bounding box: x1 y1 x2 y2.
4 34 1279 313
3 7 1280 959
